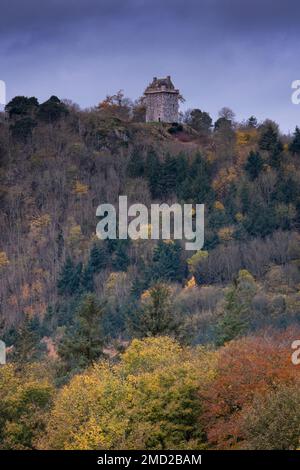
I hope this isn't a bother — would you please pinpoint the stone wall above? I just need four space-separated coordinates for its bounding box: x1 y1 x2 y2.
145 92 179 123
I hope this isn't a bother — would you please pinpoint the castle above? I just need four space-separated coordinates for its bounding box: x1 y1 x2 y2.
144 76 180 123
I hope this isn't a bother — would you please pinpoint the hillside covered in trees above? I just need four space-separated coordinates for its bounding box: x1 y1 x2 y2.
1 92 300 450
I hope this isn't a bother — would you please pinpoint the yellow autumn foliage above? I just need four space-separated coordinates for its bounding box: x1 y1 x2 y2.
40 337 218 450
0 251 9 267
73 181 89 195
214 201 225 211
218 226 235 242
187 250 208 274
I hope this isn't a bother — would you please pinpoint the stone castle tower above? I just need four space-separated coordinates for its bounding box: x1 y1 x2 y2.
144 76 179 123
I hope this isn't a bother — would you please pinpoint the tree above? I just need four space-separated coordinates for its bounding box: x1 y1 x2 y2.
112 241 129 272
218 107 235 122
247 116 258 128
57 256 82 296
41 337 216 450
129 284 182 339
88 243 108 273
244 151 264 180
9 117 37 142
144 150 162 198
215 270 256 346
38 96 68 123
259 122 280 152
202 328 299 449
178 153 214 204
289 126 300 155
58 294 106 371
244 383 300 450
127 148 144 177
12 315 39 365
0 363 53 450
150 240 183 282
186 109 212 135
5 96 39 119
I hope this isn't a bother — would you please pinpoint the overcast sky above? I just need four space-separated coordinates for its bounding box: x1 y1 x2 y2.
1 0 299 132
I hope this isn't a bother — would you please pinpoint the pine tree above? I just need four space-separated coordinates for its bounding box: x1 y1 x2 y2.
112 242 129 272
129 284 182 338
12 315 38 365
160 154 178 197
215 270 256 346
259 123 279 151
245 151 264 180
57 256 82 296
150 240 183 282
145 150 162 198
289 126 300 155
127 148 144 177
88 243 108 273
58 294 106 370
81 265 94 293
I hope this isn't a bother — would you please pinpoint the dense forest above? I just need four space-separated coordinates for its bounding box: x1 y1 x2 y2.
1 92 300 449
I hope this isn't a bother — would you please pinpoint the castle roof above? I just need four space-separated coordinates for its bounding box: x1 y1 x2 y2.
144 76 179 94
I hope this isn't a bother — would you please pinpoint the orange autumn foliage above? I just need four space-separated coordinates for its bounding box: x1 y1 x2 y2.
201 328 300 449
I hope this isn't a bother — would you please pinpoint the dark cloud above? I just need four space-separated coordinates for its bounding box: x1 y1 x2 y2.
0 0 299 132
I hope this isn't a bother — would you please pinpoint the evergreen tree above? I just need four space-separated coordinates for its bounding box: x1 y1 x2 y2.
269 140 283 168
81 265 94 293
150 240 183 282
289 126 300 155
112 241 129 272
215 270 256 346
9 117 37 142
247 116 258 128
127 148 144 177
129 284 182 338
178 153 214 203
245 151 264 180
188 109 212 135
5 96 39 119
259 123 279 151
88 243 108 273
145 150 162 198
12 315 39 365
160 154 178 196
57 256 82 296
58 294 106 370
38 96 68 123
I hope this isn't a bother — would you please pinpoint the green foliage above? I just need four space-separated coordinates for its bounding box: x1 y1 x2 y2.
129 284 182 339
150 240 183 282
10 117 37 141
88 243 108 272
215 270 256 346
58 293 106 372
0 364 53 450
245 151 263 180
259 122 279 151
11 315 39 365
289 126 300 155
5 96 39 119
57 256 82 296
127 147 145 177
42 337 216 450
112 241 130 271
38 96 68 122
187 109 212 135
244 384 300 450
